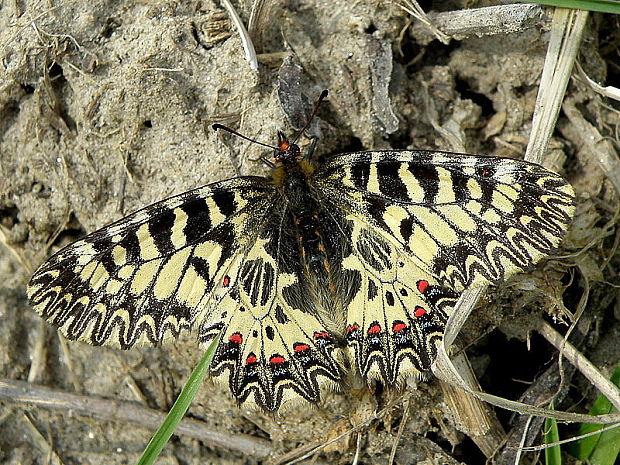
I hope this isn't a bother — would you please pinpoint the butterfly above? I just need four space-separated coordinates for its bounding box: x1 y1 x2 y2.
27 98 575 412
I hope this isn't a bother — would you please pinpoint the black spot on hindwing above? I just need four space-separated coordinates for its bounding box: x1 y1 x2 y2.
240 258 275 307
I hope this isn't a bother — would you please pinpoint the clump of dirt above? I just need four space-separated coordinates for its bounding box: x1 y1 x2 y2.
1 1 618 464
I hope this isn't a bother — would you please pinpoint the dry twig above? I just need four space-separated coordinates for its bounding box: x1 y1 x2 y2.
0 378 273 458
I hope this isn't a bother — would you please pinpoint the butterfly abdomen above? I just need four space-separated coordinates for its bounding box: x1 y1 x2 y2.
294 207 329 272
273 155 352 336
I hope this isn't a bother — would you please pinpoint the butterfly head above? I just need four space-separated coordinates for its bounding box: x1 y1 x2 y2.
274 131 301 163
273 89 327 166
269 130 316 188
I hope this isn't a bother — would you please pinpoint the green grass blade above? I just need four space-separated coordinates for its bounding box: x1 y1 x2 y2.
135 335 221 465
522 0 620 14
588 423 620 465
544 402 562 465
568 362 620 461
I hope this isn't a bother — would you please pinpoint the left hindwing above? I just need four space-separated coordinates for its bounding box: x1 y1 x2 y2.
315 150 575 291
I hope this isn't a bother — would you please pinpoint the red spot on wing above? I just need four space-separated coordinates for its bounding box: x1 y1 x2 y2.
392 322 407 332
245 353 257 364
347 323 360 333
228 333 242 344
414 306 427 317
368 323 381 334
416 280 429 293
313 331 331 339
222 275 231 287
269 355 285 364
294 343 310 352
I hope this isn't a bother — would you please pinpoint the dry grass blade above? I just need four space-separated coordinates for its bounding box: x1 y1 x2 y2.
562 97 620 194
433 289 620 424
525 8 588 165
27 321 47 384
432 287 485 388
521 421 620 452
388 399 410 465
575 61 620 102
20 411 65 465
248 0 280 51
438 356 506 458
537 321 620 411
434 357 620 424
220 0 258 71
396 0 449 44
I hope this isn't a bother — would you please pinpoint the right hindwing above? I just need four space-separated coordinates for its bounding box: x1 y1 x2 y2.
313 149 574 387
202 199 345 411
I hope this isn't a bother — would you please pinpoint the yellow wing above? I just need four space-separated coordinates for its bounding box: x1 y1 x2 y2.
315 150 574 385
316 150 575 291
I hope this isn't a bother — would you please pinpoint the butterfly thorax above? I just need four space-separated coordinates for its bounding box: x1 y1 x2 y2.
269 132 316 190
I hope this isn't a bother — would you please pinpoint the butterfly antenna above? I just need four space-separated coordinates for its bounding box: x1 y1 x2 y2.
292 89 328 144
212 124 278 151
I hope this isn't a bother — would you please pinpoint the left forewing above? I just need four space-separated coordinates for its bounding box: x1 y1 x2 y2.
316 150 575 291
